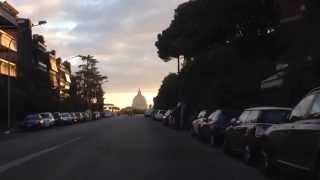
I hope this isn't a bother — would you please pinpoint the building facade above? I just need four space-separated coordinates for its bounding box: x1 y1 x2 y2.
57 58 71 99
0 1 19 127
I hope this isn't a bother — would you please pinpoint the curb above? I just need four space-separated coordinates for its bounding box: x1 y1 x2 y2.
1 128 19 135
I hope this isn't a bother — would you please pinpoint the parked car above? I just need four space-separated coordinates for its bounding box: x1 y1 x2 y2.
75 112 85 122
190 110 208 136
20 114 46 130
162 110 172 126
223 107 291 165
154 110 166 121
144 109 153 118
104 111 114 118
84 111 92 121
70 112 78 123
262 88 320 177
39 112 55 127
55 113 74 125
93 112 101 120
53 112 63 124
199 109 242 146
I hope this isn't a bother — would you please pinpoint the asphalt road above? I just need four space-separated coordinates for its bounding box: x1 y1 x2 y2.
0 115 269 180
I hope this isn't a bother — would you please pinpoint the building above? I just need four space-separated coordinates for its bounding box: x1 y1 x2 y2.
57 58 71 99
0 1 19 126
17 20 71 98
0 1 18 79
132 89 148 111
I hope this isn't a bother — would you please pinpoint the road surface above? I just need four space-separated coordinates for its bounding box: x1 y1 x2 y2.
0 115 269 180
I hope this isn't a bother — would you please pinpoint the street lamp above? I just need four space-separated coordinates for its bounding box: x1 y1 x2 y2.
32 20 47 27
63 55 82 63
4 20 47 134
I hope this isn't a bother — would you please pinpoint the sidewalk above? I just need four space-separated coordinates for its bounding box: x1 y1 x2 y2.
0 125 19 140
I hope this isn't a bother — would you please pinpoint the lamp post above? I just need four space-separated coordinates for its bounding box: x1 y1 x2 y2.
4 20 47 134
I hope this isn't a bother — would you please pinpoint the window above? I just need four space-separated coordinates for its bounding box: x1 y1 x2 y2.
260 110 290 124
247 111 260 123
309 95 320 115
0 61 9 75
291 95 315 120
9 64 16 77
208 110 221 122
239 111 250 123
0 60 16 77
198 111 206 118
40 113 50 118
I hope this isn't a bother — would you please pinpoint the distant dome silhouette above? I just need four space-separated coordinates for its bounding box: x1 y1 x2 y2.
132 89 148 110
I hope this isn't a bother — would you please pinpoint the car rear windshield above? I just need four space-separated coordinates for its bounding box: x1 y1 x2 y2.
25 114 39 120
259 110 290 124
40 114 50 118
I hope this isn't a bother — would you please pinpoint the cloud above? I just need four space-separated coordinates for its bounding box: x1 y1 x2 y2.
10 0 185 106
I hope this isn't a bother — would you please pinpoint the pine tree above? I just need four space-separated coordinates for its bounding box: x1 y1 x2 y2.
71 55 107 111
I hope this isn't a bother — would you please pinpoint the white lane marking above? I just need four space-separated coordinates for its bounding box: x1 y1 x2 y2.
0 137 82 174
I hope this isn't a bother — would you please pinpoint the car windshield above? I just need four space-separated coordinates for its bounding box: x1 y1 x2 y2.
208 111 221 122
260 110 290 124
40 114 50 118
198 111 206 118
239 111 250 123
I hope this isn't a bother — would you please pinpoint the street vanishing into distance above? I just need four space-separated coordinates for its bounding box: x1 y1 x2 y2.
1 0 320 180
0 116 268 180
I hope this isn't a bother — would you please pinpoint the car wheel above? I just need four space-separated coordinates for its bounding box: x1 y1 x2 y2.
243 145 254 165
260 148 276 176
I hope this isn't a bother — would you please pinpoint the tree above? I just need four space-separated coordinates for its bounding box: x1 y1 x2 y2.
154 73 179 109
154 0 279 125
71 55 107 111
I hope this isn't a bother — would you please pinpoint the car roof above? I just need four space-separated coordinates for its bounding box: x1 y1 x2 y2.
245 107 292 111
308 87 320 95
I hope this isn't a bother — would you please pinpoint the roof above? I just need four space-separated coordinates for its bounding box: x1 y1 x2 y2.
245 107 292 111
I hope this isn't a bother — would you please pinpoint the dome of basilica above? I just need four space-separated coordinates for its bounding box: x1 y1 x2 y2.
132 89 148 110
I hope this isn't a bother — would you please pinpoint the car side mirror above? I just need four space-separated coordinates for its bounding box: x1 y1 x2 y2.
289 115 301 122
231 118 237 124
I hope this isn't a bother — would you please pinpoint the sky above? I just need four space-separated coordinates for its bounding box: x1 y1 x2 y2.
9 0 186 108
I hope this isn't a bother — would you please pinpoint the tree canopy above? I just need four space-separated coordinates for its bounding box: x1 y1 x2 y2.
155 0 279 62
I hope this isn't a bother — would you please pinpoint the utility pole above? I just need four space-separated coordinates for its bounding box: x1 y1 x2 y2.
7 76 11 132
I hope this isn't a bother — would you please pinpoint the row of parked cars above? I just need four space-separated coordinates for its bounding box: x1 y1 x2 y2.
20 111 114 130
147 88 320 179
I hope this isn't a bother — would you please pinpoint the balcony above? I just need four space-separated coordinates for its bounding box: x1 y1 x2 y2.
0 58 16 77
0 30 17 52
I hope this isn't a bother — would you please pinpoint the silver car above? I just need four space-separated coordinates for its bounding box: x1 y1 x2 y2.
39 112 55 127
